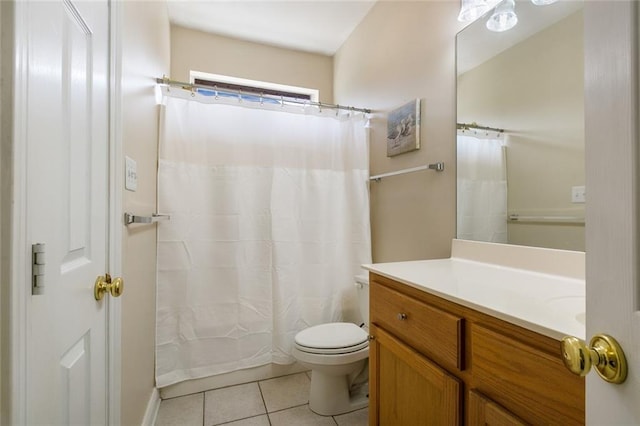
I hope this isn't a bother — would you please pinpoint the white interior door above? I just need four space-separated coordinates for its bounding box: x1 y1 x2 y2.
584 1 639 423
24 0 111 424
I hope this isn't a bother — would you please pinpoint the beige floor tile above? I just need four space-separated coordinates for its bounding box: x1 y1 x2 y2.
269 405 337 426
205 382 266 425
334 407 368 426
259 372 311 412
155 393 204 426
219 414 270 426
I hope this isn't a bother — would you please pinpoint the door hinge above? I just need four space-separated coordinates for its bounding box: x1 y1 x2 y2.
32 243 46 295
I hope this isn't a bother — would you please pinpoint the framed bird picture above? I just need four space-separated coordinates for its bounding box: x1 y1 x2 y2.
386 99 421 157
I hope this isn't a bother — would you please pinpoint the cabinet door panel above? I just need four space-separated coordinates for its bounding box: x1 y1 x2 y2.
471 324 584 425
468 390 527 426
370 324 461 426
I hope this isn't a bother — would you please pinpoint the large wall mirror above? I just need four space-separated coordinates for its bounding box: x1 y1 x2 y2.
456 0 585 251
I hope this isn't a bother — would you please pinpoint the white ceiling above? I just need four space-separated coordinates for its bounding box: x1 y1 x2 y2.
166 1 377 56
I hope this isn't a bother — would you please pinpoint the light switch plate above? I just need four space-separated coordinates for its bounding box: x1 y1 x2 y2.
125 156 137 192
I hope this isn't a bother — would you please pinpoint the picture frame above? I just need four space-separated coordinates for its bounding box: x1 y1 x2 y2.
387 99 421 157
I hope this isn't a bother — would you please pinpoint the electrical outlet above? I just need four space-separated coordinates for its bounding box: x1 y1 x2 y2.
571 186 586 203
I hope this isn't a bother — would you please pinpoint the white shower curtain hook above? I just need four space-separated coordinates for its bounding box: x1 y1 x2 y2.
260 92 264 106
238 89 243 103
190 87 196 97
336 105 340 117
214 85 219 100
364 114 372 128
280 95 284 107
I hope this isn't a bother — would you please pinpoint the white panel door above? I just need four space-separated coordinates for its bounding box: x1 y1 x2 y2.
25 0 111 424
584 1 639 424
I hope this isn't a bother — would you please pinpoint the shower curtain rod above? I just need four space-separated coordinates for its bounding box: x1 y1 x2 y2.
156 77 373 114
457 122 504 133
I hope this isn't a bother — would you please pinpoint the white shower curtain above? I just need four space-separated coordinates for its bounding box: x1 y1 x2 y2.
457 133 507 243
155 90 372 387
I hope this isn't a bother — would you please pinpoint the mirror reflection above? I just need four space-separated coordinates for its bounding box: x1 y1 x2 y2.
456 0 585 251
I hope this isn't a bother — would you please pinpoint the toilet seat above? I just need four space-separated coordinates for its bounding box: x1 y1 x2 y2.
294 322 368 355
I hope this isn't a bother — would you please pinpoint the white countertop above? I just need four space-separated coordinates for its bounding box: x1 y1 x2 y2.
363 257 586 341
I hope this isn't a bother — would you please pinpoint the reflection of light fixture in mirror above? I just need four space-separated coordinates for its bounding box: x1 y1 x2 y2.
486 0 518 32
457 0 493 22
531 0 558 5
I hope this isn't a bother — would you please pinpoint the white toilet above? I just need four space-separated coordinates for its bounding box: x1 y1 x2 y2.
291 274 370 416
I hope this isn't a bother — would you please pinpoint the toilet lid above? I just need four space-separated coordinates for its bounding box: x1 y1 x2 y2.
295 322 368 350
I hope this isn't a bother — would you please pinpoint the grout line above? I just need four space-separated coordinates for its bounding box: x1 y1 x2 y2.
260 370 312 385
159 389 206 401
213 414 270 426
266 402 310 415
256 379 272 425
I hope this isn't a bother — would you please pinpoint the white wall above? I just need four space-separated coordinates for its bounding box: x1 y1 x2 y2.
120 2 170 424
334 1 461 262
171 25 334 103
457 11 584 251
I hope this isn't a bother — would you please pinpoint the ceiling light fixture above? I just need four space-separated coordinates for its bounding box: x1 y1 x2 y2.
457 0 493 23
486 0 518 32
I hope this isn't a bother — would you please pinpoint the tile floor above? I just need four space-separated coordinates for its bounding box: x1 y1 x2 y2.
155 372 369 426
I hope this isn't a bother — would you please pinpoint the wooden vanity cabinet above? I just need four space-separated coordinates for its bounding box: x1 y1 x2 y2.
368 273 585 426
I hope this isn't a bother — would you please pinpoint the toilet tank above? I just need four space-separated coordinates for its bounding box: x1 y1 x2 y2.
354 274 370 325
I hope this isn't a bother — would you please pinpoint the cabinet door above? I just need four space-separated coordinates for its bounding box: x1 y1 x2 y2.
468 390 527 426
471 324 584 424
370 324 462 426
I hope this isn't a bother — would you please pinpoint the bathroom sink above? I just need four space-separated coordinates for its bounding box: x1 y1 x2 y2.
545 295 584 309
544 295 585 327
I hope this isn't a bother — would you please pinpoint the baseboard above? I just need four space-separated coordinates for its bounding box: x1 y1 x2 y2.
141 387 161 426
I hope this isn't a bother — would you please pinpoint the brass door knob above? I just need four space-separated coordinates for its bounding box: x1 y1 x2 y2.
94 273 124 300
561 334 627 384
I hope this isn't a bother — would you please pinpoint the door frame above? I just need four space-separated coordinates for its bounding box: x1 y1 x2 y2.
584 1 639 422
2 0 123 423
107 1 123 424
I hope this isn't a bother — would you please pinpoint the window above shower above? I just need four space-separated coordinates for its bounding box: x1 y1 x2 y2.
190 71 319 104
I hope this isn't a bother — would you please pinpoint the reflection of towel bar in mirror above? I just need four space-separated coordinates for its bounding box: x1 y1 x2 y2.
508 214 585 225
124 213 171 226
370 162 444 182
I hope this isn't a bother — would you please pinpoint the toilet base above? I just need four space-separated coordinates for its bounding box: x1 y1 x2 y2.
307 370 369 416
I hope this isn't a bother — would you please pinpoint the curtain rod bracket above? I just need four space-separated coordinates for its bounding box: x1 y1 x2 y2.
428 162 445 172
